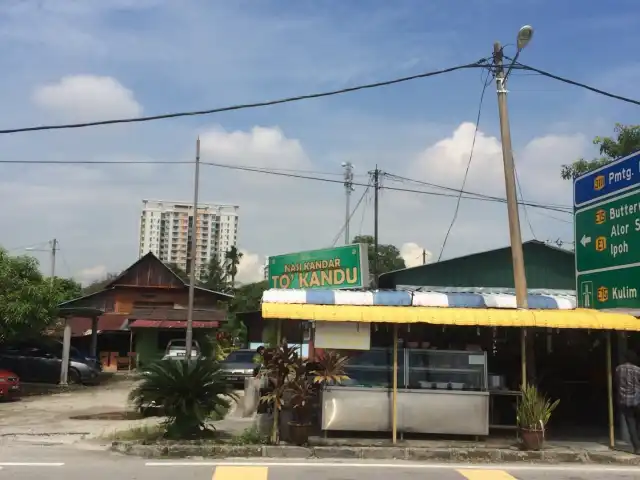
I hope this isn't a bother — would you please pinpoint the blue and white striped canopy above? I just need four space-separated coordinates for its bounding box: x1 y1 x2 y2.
262 287 577 310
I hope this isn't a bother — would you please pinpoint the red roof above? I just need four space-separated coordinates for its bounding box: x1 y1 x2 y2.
68 314 129 337
129 320 219 329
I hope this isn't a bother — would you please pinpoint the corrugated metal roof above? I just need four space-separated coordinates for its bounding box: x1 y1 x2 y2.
262 288 576 310
129 320 219 329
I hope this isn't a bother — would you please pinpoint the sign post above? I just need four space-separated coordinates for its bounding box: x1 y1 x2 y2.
267 244 369 290
575 150 640 310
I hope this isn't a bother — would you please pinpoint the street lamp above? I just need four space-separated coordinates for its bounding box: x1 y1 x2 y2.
492 26 534 385
517 25 534 50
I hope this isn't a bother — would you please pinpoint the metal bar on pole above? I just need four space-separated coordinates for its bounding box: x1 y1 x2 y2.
606 331 615 449
392 324 398 444
185 137 200 361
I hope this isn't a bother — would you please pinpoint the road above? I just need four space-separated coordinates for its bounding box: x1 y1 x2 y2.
1 443 639 480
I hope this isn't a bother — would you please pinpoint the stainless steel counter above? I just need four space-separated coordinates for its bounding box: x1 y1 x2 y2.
321 386 489 436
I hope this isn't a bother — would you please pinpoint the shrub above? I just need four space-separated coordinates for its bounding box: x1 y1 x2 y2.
129 358 236 439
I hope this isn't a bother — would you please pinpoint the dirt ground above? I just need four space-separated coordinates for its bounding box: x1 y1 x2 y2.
0 377 250 443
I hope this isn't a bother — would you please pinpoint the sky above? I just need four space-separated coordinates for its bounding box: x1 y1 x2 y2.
1 0 639 285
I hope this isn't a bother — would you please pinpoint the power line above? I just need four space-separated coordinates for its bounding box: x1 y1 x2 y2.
0 60 490 135
0 153 572 213
199 161 572 213
513 59 640 107
383 172 572 213
331 183 371 246
514 162 537 240
438 72 492 261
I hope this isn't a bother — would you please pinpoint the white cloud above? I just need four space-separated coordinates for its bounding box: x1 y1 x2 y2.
412 122 587 204
235 250 265 284
32 75 142 120
400 242 432 268
76 264 108 285
199 126 311 170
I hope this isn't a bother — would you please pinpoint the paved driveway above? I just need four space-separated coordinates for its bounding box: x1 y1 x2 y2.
0 378 250 443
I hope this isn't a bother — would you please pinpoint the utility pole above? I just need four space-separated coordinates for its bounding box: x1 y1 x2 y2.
50 238 57 278
185 137 200 361
342 162 355 244
493 31 532 385
422 249 427 265
372 167 380 288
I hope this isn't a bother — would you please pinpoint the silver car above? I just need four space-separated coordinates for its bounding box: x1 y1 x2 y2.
219 349 259 387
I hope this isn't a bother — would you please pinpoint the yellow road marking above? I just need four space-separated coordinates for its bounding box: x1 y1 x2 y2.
213 466 269 480
457 470 518 480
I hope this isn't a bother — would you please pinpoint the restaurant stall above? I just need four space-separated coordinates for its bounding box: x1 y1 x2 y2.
262 287 640 445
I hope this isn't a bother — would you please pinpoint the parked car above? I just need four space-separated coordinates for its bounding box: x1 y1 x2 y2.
0 339 100 385
0 369 20 401
220 349 260 387
162 339 202 360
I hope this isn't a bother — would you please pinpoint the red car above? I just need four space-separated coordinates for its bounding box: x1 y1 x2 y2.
0 369 20 401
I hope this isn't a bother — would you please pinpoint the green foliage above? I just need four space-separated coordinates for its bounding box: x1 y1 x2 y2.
516 384 559 431
201 257 230 293
231 280 268 313
128 358 236 439
312 350 350 386
561 124 640 180
225 246 243 286
0 248 77 342
231 426 269 445
53 277 82 302
352 235 406 278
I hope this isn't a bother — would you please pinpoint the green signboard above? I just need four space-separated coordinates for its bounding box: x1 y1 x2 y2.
575 189 640 272
268 244 369 290
577 268 640 310
575 188 640 309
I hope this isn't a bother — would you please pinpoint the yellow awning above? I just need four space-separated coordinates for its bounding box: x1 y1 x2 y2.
261 303 640 331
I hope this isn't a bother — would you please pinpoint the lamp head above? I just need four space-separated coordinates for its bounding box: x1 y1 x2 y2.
517 25 534 50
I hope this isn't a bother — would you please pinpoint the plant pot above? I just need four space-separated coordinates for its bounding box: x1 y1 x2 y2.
288 422 311 446
519 428 545 451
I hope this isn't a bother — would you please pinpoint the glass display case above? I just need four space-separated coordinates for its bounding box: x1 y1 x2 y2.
336 348 487 391
406 349 487 391
342 348 404 388
323 348 490 435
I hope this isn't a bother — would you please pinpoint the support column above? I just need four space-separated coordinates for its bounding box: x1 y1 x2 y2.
90 317 99 359
60 318 72 386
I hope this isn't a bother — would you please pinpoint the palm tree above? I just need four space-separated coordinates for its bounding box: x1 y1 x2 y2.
225 246 243 287
128 358 236 438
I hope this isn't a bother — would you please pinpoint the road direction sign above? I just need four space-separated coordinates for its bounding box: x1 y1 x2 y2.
575 149 640 309
574 150 640 208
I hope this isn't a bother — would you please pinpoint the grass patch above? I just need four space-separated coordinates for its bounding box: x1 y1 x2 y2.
104 424 166 442
229 426 268 446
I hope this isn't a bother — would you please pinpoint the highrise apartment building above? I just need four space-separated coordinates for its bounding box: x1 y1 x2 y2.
139 199 239 279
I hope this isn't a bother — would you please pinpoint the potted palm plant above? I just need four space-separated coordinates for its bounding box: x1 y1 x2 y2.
516 384 560 451
287 369 316 445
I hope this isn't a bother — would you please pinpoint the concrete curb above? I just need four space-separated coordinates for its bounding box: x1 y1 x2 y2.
110 441 640 465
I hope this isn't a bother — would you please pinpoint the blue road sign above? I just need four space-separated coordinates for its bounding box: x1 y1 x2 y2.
574 150 640 208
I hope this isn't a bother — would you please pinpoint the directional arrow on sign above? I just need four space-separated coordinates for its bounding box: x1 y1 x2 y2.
580 235 592 248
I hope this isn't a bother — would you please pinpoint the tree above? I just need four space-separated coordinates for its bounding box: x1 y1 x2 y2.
54 277 82 302
225 246 243 286
201 257 229 293
352 235 406 277
0 248 74 342
561 124 640 180
231 280 268 313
